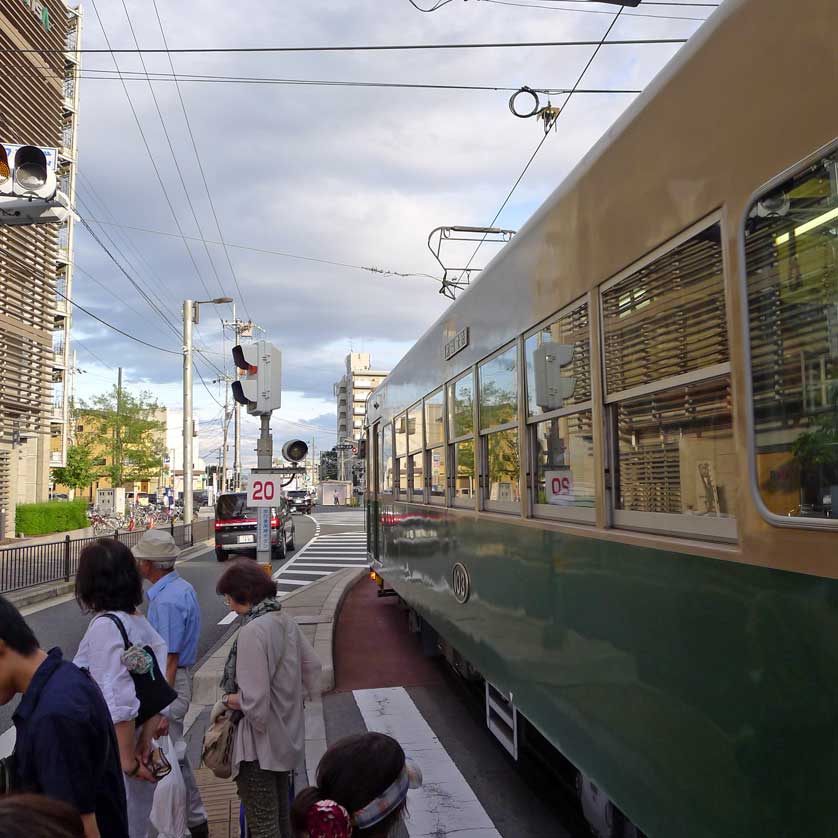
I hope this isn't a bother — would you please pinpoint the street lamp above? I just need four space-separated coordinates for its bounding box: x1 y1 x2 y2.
183 296 233 525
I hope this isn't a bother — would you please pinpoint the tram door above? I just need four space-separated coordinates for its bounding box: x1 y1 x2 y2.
368 423 380 562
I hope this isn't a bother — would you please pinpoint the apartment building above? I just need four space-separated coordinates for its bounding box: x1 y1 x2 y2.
0 1 81 538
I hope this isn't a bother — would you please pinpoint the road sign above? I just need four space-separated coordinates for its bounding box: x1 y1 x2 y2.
257 507 271 552
336 444 353 451
247 473 283 507
267 466 306 476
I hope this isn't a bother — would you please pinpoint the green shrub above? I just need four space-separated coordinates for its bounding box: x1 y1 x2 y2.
16 499 88 536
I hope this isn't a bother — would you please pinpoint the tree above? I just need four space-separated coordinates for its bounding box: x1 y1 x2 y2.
52 442 97 498
79 386 166 487
320 448 338 481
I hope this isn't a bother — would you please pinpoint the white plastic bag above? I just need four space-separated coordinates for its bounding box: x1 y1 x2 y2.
150 736 187 838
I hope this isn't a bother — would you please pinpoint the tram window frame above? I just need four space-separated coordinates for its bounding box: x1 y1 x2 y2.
409 451 425 504
478 341 522 515
424 388 446 505
600 214 739 542
380 423 393 496
524 298 596 523
448 372 476 508
407 401 423 455
396 456 408 500
394 411 408 459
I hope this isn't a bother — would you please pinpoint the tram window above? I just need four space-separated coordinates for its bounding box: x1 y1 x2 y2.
745 150 838 523
614 376 738 540
532 412 595 522
452 439 475 506
381 424 393 494
479 344 518 431
424 389 445 448
409 453 424 502
448 374 474 439
601 222 728 397
429 447 447 502
525 302 591 417
395 413 408 458
484 429 520 511
396 457 407 499
408 403 423 453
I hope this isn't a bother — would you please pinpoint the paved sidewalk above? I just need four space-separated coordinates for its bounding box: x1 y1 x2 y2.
188 566 366 838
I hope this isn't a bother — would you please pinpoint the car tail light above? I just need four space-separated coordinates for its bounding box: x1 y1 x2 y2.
271 516 278 527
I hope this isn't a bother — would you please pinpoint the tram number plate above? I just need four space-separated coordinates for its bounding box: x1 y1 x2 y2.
546 468 574 505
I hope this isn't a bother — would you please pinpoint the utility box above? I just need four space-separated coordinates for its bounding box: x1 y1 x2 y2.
320 481 352 506
96 488 125 515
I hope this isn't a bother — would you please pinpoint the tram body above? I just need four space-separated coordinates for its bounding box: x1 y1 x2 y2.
366 1 838 835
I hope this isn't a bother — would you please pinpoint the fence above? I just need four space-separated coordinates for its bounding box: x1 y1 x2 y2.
0 517 214 595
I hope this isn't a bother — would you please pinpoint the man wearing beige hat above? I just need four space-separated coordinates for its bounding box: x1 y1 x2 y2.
134 529 208 838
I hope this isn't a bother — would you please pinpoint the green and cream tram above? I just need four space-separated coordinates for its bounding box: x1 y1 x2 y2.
365 1 838 835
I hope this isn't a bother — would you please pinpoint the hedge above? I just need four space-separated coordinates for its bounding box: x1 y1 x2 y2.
16 499 88 537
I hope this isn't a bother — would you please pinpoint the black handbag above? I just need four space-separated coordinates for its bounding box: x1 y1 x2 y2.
99 613 178 725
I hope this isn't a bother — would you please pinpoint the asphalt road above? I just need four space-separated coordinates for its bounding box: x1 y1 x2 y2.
0 512 319 737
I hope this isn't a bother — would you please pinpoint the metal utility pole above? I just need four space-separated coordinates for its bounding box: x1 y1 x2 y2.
221 381 229 493
256 413 273 566
182 300 193 526
115 366 123 490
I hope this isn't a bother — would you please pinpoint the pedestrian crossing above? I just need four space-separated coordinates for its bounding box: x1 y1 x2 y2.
311 511 366 527
272 531 367 596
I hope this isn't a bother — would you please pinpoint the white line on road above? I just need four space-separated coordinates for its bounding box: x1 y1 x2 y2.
353 687 501 838
217 610 239 626
293 562 366 569
275 577 314 587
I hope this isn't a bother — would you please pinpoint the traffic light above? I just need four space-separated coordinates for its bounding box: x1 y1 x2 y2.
357 439 367 459
533 342 576 411
231 340 282 415
0 144 56 200
281 439 308 463
0 143 72 226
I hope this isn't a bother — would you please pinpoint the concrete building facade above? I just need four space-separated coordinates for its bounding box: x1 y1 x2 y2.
0 1 81 538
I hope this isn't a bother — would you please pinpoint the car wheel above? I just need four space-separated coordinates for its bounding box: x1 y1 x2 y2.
273 531 287 560
215 549 226 562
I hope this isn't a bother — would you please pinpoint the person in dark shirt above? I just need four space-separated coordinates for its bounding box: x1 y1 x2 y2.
0 595 128 838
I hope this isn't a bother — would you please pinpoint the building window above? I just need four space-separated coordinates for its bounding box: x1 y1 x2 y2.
602 220 737 541
381 423 393 494
479 344 519 513
745 147 838 524
525 298 595 522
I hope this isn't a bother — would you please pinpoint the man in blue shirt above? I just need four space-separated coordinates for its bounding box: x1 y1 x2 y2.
0 595 128 838
134 529 208 838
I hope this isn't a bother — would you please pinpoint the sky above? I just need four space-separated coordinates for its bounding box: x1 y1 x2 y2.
66 0 718 470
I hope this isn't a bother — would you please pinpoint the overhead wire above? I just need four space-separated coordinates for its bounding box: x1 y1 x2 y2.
86 0 221 308
150 0 252 323
117 0 231 312
2 35 691 55
479 0 708 20
455 5 626 286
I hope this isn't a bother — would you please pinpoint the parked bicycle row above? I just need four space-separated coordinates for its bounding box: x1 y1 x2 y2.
86 503 183 536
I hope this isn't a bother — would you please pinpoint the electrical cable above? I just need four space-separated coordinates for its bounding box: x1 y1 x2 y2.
118 0 231 310
455 6 626 286
19 66 644 95
479 0 708 20
1 36 691 55
55 290 181 355
75 340 116 371
150 0 252 323
86 0 220 308
407 0 456 10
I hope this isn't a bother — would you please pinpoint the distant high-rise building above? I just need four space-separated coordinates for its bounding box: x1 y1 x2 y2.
334 353 388 486
0 1 82 537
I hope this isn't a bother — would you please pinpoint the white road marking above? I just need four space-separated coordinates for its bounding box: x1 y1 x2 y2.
218 610 239 626
293 562 366 569
275 577 314 587
353 687 501 838
275 569 329 577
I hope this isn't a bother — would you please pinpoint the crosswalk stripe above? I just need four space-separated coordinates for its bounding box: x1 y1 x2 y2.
275 569 328 577
353 687 501 838
293 562 367 569
277 577 314 587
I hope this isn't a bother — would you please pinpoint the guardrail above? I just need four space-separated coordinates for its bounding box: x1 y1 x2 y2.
0 517 215 595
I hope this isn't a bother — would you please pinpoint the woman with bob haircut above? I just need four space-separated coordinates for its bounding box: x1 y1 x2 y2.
290 732 422 838
216 559 322 838
73 538 169 838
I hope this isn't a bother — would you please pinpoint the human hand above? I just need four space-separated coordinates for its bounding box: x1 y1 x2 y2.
155 717 169 738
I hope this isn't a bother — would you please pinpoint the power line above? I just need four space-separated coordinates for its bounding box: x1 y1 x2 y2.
118 0 231 310
456 6 626 285
150 0 252 323
86 0 220 308
56 290 181 355
20 66 644 95
79 216 441 283
2 36 691 55
479 0 708 20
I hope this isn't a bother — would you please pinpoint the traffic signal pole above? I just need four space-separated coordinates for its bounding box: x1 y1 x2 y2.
183 300 194 526
256 413 273 566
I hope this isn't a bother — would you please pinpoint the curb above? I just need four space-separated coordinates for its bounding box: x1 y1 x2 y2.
6 580 76 609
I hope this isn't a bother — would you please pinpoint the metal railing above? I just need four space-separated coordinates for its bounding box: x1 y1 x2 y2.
0 517 214 594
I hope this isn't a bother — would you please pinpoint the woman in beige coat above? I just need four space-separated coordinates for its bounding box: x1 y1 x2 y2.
216 560 322 838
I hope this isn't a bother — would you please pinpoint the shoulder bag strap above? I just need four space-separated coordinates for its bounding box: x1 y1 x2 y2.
97 613 131 651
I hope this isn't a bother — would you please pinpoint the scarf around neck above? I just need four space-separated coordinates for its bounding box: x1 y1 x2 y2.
220 596 282 694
